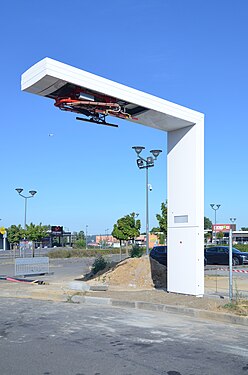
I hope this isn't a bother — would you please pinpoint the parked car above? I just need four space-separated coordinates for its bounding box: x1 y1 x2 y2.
204 246 248 266
150 245 167 266
151 245 208 267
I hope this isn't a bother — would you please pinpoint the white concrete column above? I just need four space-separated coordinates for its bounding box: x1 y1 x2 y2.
167 118 204 296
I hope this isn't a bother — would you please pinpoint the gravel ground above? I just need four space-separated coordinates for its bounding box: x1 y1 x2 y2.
85 288 228 311
0 257 247 316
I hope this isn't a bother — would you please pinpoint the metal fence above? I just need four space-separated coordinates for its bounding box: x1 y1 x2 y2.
15 257 49 276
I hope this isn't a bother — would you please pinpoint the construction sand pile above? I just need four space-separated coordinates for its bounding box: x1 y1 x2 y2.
87 255 167 290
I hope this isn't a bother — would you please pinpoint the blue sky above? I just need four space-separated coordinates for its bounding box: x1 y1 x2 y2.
1 1 248 234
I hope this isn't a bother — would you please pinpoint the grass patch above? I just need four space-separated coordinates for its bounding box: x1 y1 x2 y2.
222 300 248 316
48 248 121 258
222 282 248 316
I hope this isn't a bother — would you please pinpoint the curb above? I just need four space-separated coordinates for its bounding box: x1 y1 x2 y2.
72 295 248 327
0 289 247 327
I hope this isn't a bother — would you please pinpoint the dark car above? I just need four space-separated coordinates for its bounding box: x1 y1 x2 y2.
151 245 207 267
204 246 248 266
150 245 167 266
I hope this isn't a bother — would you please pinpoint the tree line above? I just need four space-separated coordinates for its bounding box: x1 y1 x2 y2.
5 205 246 246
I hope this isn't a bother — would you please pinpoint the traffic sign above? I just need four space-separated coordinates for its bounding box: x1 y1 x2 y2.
0 227 5 235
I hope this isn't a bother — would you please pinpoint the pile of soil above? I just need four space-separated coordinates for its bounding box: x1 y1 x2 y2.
86 255 167 290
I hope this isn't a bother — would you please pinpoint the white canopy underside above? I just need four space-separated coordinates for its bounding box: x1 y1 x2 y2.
21 57 203 132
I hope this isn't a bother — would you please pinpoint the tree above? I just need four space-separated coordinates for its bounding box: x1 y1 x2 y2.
7 224 24 244
204 232 211 244
156 201 167 239
204 217 212 230
112 212 141 254
216 231 224 243
73 230 86 248
76 231 85 240
24 223 49 241
241 227 248 231
150 227 160 234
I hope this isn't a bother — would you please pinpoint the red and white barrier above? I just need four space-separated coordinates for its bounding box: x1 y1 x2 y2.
210 267 248 273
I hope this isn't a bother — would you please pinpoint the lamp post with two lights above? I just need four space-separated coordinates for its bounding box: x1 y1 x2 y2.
210 204 221 244
15 188 37 230
132 146 162 255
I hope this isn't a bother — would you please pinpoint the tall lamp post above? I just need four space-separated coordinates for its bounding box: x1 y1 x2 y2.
85 225 88 250
210 204 221 244
15 188 37 230
132 146 162 255
229 217 236 301
105 228 109 249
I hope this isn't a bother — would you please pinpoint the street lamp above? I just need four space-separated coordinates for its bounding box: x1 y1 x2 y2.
85 225 88 250
105 228 109 249
132 146 162 255
15 188 37 230
210 204 221 244
229 217 236 301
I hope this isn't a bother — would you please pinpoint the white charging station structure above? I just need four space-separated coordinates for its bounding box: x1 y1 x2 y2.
21 58 204 296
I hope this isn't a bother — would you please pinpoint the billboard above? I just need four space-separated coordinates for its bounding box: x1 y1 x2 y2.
51 226 63 235
212 224 236 232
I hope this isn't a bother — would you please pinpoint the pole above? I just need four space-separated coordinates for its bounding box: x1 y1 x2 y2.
3 232 6 251
24 197 27 230
132 147 162 256
214 210 216 244
210 204 220 244
229 227 233 301
146 166 149 256
86 225 88 250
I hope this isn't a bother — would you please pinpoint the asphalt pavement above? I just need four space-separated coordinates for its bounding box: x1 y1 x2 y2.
0 298 247 375
0 257 248 327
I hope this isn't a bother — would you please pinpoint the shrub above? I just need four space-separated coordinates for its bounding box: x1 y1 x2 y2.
129 245 145 258
91 256 108 274
74 239 86 248
234 244 248 252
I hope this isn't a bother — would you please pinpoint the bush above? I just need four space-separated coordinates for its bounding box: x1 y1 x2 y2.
91 256 108 274
129 245 146 258
234 244 248 252
74 239 86 248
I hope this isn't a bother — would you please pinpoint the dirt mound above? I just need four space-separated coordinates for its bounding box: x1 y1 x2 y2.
87 255 167 290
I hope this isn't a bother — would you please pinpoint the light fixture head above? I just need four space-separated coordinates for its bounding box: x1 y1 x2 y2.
132 146 145 155
147 156 154 166
29 190 37 196
150 149 162 159
210 204 214 208
137 159 144 169
216 204 221 209
16 188 23 194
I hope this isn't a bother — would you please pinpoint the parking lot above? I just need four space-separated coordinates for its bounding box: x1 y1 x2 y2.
0 253 248 299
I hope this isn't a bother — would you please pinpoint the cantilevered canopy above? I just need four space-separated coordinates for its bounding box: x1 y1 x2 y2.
21 57 205 297
21 58 202 130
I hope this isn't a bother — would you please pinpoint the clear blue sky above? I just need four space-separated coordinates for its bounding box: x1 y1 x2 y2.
1 1 248 234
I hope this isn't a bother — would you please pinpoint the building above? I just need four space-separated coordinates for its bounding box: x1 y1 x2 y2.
233 231 248 244
135 234 160 249
95 235 119 247
206 224 248 245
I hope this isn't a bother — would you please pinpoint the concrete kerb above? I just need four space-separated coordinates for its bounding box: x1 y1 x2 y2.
71 295 248 327
0 282 247 327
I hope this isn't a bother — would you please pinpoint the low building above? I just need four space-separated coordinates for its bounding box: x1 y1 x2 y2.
233 231 248 244
135 234 160 249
